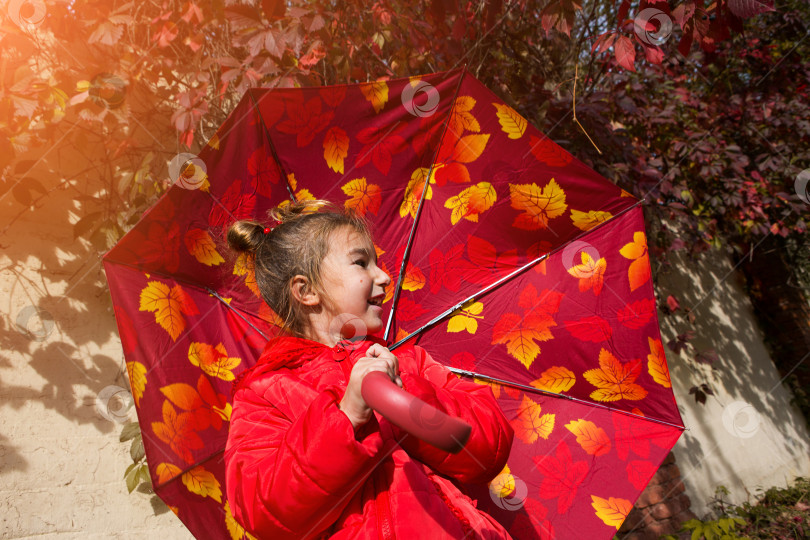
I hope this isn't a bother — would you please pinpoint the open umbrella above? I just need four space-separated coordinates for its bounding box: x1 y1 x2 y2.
103 67 684 540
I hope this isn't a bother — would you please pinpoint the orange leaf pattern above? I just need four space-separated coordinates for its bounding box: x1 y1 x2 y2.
565 419 612 456
509 179 568 230
444 182 496 224
531 366 576 393
647 337 670 388
359 81 388 113
184 228 224 266
583 349 648 402
152 400 204 464
566 251 606 295
323 126 349 174
342 177 381 217
400 167 434 218
488 464 516 498
447 301 484 334
570 209 613 231
139 281 199 341
511 395 556 444
188 342 242 381
449 96 480 134
620 231 651 291
591 495 632 529
127 361 147 407
182 465 223 503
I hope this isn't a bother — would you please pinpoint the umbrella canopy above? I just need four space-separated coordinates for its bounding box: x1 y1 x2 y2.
103 67 684 540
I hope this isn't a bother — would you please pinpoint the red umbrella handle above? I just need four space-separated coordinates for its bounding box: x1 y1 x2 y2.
360 371 472 454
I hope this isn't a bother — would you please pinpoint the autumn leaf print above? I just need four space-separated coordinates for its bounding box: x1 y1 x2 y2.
360 81 388 113
188 342 242 381
444 182 496 224
565 419 612 456
342 177 381 216
534 441 588 514
647 337 670 388
323 126 349 174
570 209 613 231
447 301 484 334
139 281 199 341
184 229 225 266
152 400 204 464
182 466 222 503
591 495 632 529
493 103 527 139
566 251 606 295
583 349 648 402
492 285 562 369
616 299 655 329
400 167 435 219
509 179 568 230
529 135 573 167
530 365 576 393
511 395 555 443
448 96 480 135
276 96 333 147
127 361 147 407
620 231 651 291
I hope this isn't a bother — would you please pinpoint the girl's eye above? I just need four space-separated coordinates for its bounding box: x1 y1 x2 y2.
354 259 367 267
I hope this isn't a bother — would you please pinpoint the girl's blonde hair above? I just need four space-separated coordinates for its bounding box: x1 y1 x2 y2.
227 199 372 337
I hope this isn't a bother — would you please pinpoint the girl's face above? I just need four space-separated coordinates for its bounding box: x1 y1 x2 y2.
318 226 391 340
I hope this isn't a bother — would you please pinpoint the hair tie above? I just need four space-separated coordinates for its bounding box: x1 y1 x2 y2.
263 218 282 234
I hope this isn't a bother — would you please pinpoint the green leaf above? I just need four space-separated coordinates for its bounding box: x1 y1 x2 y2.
130 436 145 462
136 464 152 488
683 519 702 530
125 462 140 493
691 526 703 540
718 517 730 533
119 422 141 442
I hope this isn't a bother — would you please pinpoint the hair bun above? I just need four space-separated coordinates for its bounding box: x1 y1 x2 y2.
227 220 265 254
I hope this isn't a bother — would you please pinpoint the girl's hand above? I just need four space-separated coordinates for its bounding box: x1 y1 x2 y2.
339 344 403 430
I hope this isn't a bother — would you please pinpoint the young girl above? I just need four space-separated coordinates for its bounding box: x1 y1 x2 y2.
224 199 515 539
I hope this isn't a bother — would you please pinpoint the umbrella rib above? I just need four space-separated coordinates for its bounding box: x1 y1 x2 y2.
248 90 297 202
384 68 467 341
446 367 685 431
207 287 271 341
389 197 645 350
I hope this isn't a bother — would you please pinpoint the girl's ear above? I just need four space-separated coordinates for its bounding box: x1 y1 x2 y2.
291 275 319 306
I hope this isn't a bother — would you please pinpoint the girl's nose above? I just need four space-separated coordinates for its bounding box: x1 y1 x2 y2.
377 266 391 287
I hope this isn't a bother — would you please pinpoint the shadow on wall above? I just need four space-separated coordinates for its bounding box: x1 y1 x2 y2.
0 182 132 477
654 245 810 513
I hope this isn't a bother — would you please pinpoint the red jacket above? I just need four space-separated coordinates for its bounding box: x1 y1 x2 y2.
225 335 515 539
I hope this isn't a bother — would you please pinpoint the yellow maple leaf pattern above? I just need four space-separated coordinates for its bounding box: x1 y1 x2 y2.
342 177 381 217
444 182 497 225
449 96 480 134
488 464 515 498
620 231 651 292
493 103 527 139
591 495 633 529
565 419 612 456
360 81 388 113
570 209 613 231
182 465 222 503
509 179 568 230
188 342 242 381
184 228 225 266
401 263 426 291
400 167 435 218
447 301 484 334
139 281 198 341
583 349 648 402
510 395 555 444
127 361 147 407
233 253 261 298
530 365 575 393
